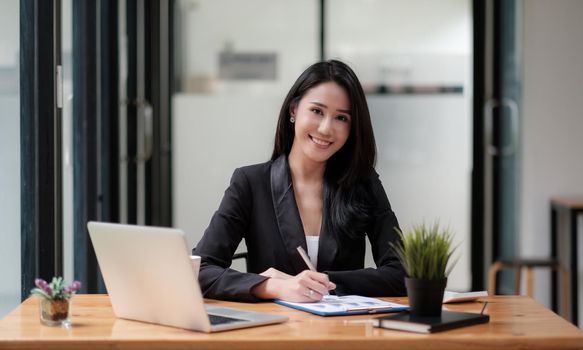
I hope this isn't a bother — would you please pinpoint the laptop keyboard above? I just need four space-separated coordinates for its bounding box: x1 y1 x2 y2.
208 314 245 325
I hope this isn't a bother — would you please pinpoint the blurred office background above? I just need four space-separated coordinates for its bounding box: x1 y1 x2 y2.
2 0 583 327
172 0 472 291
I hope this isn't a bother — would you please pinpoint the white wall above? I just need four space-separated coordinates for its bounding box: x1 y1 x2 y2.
0 1 19 67
0 0 20 318
520 0 583 318
0 95 20 318
369 93 471 291
177 0 318 93
329 0 473 291
173 94 281 253
327 0 471 87
328 0 470 55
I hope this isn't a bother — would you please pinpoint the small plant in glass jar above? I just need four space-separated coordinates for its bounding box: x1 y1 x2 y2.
31 277 81 327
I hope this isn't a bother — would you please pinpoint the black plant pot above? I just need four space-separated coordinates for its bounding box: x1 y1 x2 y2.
405 277 447 317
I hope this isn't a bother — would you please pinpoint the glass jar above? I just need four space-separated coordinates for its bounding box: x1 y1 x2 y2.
39 298 71 327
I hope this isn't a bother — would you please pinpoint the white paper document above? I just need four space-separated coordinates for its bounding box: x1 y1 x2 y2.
442 291 488 304
274 295 409 316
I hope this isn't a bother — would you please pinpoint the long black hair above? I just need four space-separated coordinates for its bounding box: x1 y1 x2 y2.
272 60 377 238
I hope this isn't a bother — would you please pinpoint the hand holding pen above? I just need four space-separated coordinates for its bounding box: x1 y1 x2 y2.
296 246 336 298
252 247 336 302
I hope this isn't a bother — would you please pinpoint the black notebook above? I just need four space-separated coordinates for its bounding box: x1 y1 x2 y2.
372 310 489 334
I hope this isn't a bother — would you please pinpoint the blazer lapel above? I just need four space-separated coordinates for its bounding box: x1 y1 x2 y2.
270 155 309 273
317 183 338 272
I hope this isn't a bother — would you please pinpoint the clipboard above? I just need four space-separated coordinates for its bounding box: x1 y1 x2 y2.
274 295 409 317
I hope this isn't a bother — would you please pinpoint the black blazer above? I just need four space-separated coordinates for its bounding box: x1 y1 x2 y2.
193 155 406 302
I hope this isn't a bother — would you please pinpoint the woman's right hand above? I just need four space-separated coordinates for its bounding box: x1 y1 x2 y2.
252 270 336 302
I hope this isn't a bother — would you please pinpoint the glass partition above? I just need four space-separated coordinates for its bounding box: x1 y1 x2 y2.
172 0 319 271
62 0 74 285
0 0 21 317
327 0 472 291
172 0 472 290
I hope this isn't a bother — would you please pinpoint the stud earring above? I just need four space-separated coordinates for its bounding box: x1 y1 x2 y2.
290 117 295 123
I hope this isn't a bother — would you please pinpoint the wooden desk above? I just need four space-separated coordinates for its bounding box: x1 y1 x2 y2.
551 196 583 326
1 295 582 350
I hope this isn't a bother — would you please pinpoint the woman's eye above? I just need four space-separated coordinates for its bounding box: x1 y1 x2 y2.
337 115 349 122
311 108 322 115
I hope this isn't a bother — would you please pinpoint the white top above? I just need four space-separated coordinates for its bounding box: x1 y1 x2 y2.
305 235 320 269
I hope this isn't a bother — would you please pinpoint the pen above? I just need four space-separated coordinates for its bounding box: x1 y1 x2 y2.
296 246 317 271
344 305 395 313
296 246 333 295
480 301 488 315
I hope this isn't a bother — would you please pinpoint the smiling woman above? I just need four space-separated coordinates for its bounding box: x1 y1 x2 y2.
192 60 406 303
289 82 351 165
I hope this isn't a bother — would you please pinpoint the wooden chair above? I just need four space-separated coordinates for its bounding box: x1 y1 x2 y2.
488 258 570 319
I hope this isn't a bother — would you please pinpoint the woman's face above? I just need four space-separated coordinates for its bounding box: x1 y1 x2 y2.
290 81 352 164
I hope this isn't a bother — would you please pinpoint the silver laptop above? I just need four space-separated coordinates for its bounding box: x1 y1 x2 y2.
87 222 288 332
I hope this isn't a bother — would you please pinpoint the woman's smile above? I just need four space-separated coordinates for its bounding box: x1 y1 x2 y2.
309 135 333 148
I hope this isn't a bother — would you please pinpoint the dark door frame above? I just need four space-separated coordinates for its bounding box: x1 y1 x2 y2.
70 0 173 292
123 0 173 227
144 0 173 227
20 0 63 300
72 0 120 293
471 0 521 292
471 0 487 292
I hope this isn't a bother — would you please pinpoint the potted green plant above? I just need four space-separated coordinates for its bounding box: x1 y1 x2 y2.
391 222 458 317
31 277 81 327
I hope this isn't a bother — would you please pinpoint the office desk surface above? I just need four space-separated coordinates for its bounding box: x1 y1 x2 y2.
1 295 582 350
